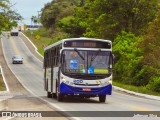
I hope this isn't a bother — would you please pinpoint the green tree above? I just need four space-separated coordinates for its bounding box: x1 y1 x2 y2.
31 16 38 25
57 6 87 37
40 0 80 29
72 0 159 39
113 31 143 85
138 10 160 92
41 2 60 28
0 0 22 33
0 0 9 32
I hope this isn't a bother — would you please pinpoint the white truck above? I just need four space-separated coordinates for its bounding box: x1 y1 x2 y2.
10 27 19 36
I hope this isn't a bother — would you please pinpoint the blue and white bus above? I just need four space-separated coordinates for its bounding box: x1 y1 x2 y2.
43 38 113 102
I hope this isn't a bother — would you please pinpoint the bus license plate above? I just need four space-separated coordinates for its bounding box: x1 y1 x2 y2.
82 88 91 91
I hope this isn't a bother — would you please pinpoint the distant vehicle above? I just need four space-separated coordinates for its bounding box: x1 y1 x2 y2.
12 55 23 64
18 26 22 31
43 37 113 102
10 27 19 36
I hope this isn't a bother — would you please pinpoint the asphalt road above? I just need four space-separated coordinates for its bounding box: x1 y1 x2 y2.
1 32 160 120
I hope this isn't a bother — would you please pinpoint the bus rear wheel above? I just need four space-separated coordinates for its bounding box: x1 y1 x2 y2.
52 93 57 98
99 95 106 102
47 92 52 98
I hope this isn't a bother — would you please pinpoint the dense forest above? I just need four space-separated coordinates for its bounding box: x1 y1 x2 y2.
40 0 160 92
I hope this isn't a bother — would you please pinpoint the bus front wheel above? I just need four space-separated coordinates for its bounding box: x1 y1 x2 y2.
56 85 64 101
57 93 64 101
99 95 106 102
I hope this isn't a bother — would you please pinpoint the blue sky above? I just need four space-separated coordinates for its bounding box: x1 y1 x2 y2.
10 0 52 25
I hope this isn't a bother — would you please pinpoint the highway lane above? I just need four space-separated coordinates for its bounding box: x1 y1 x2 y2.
1 33 160 120
2 35 45 97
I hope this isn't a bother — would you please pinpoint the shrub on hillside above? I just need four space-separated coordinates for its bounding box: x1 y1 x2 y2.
147 76 160 92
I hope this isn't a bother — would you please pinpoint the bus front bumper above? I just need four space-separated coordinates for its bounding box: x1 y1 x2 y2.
60 82 112 95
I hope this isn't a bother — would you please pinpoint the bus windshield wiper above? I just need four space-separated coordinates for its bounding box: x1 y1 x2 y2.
74 48 85 60
91 49 101 62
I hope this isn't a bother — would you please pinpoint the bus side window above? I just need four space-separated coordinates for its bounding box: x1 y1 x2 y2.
48 50 51 67
57 46 60 65
53 48 56 66
51 49 54 66
55 46 60 66
55 47 57 66
46 51 48 68
43 52 46 68
52 48 55 66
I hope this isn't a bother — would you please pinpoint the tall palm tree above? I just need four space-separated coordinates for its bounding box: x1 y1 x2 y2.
31 16 38 26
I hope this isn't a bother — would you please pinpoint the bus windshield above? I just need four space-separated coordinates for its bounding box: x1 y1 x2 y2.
62 50 112 76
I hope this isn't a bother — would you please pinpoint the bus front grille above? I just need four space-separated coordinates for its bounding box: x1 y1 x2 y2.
74 84 100 86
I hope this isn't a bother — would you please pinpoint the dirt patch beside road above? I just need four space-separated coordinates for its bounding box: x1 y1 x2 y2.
0 74 5 91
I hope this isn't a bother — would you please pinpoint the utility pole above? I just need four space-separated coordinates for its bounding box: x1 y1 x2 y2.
37 11 40 23
37 11 41 28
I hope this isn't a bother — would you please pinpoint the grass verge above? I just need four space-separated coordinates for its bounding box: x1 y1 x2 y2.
23 30 53 56
113 81 160 96
0 73 6 91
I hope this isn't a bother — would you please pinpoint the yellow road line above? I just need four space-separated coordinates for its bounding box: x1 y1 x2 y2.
10 37 19 54
132 106 151 111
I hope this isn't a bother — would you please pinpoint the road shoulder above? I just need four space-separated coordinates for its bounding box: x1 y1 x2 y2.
19 32 43 62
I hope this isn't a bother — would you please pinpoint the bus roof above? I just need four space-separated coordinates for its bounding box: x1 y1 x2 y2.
44 37 111 51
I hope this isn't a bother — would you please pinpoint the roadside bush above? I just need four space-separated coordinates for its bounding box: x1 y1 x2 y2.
147 76 160 92
131 65 156 86
34 28 48 37
48 28 71 45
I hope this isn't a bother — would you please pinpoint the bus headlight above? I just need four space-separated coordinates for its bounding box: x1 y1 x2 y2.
108 79 112 84
100 82 108 86
100 80 112 86
70 82 73 85
61 77 70 85
65 81 69 85
61 77 66 82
